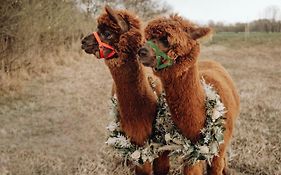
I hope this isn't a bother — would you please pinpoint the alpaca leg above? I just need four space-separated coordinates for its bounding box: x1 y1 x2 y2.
135 161 152 175
207 146 236 175
183 162 204 175
222 156 236 175
153 151 170 175
207 155 225 175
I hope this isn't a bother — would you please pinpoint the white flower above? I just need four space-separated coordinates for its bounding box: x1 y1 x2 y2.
131 150 141 160
156 118 164 125
203 82 217 101
164 133 172 142
207 90 217 101
212 109 222 121
117 135 130 147
199 145 209 154
106 121 118 132
216 101 225 112
142 154 148 162
148 156 154 162
106 135 130 148
172 137 184 145
106 137 117 146
142 147 149 154
210 142 219 154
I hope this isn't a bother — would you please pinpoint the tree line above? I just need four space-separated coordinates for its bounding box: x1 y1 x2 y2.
209 19 281 33
209 5 281 33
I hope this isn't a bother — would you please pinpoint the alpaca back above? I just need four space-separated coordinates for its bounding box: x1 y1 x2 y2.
199 59 240 144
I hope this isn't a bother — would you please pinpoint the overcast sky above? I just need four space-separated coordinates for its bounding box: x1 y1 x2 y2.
166 0 281 24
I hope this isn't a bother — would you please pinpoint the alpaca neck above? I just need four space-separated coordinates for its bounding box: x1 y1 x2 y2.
107 59 157 145
162 62 206 142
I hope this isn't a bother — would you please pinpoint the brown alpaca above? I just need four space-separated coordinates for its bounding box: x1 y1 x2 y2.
138 15 240 175
81 6 169 175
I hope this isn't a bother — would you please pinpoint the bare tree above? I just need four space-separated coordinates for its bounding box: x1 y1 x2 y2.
78 0 171 20
262 5 281 32
263 5 281 22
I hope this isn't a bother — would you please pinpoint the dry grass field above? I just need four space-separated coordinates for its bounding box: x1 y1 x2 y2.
0 33 280 175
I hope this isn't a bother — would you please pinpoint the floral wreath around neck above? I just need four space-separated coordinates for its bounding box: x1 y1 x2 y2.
106 78 226 167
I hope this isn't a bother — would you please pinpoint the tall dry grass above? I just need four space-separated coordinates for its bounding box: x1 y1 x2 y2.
0 0 171 95
0 0 97 95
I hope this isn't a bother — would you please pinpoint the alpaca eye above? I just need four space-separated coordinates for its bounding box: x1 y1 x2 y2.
160 36 169 47
103 31 112 39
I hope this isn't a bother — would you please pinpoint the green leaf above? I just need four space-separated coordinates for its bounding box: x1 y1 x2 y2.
146 40 174 70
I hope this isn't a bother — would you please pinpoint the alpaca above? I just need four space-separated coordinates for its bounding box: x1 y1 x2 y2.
81 6 169 175
137 15 240 175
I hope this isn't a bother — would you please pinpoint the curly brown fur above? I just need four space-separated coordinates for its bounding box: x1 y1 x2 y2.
97 10 141 60
81 6 168 175
138 14 240 175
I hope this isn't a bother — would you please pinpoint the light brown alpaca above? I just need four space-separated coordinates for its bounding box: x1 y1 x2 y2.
138 15 240 175
81 6 169 175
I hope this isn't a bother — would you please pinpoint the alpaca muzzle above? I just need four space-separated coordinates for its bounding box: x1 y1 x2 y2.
146 40 174 70
92 32 116 59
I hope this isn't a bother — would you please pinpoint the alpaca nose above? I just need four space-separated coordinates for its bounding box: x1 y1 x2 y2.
81 34 98 46
138 48 149 58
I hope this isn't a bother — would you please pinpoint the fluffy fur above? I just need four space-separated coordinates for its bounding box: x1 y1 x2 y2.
81 7 168 175
139 15 240 174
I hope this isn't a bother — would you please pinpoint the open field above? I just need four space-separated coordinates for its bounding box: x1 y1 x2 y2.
0 33 280 174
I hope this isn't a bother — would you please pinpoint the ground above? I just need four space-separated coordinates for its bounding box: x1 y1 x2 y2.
0 33 280 175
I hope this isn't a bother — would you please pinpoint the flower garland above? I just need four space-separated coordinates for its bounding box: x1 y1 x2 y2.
105 78 226 166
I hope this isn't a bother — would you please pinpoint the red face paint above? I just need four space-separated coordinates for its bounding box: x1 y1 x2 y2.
92 32 116 59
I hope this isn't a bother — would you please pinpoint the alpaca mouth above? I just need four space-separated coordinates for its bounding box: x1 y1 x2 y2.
138 56 155 68
94 51 100 58
141 61 153 67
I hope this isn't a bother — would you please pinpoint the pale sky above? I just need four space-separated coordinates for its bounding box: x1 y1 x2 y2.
166 0 281 24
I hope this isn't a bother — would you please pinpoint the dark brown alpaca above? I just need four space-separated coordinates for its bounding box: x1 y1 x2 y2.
138 15 240 175
81 6 169 175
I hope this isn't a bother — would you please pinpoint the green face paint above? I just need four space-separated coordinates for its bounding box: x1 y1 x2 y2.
146 40 174 70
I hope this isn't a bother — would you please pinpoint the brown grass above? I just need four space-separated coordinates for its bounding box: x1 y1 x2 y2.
0 33 280 175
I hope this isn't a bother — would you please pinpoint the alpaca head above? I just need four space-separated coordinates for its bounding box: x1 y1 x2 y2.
138 15 211 74
81 6 142 64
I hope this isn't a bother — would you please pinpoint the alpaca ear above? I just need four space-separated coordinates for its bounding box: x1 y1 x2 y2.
190 27 211 40
105 5 128 33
